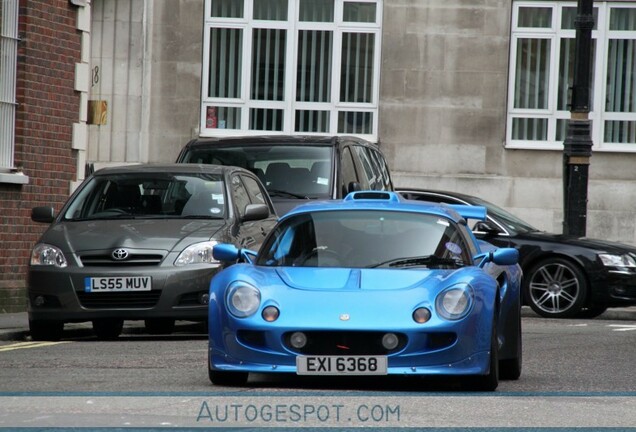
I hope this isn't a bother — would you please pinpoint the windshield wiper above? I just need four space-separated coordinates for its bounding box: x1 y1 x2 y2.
267 189 309 199
369 255 463 269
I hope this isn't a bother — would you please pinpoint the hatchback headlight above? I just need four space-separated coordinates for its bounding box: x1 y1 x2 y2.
226 282 261 318
435 284 473 320
174 241 219 266
30 244 67 268
599 253 636 268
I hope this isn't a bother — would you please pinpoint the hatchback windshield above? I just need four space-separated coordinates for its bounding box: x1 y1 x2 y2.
257 210 471 268
180 145 333 199
63 173 226 220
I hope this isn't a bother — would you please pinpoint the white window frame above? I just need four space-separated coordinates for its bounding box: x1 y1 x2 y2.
0 0 19 175
507 1 636 153
200 0 382 141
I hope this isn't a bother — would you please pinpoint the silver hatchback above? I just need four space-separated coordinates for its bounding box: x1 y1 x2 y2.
28 163 276 340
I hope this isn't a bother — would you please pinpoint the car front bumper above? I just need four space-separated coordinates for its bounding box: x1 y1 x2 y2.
28 264 220 322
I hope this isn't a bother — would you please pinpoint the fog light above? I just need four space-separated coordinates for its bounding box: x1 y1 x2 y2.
34 296 45 307
199 292 209 305
413 307 431 324
381 332 399 350
262 306 279 322
290 331 307 349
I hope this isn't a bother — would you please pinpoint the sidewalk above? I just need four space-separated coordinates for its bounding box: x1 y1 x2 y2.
1 307 634 341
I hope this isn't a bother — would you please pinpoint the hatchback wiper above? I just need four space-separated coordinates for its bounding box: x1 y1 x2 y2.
369 255 463 269
267 189 309 199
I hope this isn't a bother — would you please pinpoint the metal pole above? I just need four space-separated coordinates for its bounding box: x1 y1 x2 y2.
563 0 594 237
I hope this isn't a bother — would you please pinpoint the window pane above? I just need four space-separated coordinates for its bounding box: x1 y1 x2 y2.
512 118 548 140
338 111 372 134
295 110 330 132
610 8 636 31
340 32 375 103
343 2 376 23
251 28 286 101
297 30 332 102
514 38 550 109
299 0 334 22
557 38 596 110
210 0 243 18
606 39 636 113
253 0 287 21
561 7 598 30
518 7 552 28
208 28 242 98
250 108 284 131
605 121 636 143
205 106 241 129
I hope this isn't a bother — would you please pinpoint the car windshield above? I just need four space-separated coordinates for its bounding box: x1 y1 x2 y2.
62 172 227 220
256 210 471 269
469 196 537 233
180 144 333 199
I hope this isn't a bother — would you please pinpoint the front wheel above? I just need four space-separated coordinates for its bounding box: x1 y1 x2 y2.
524 258 587 318
208 369 249 386
29 319 63 341
463 321 499 391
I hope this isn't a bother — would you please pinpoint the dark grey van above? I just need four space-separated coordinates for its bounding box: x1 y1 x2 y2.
176 135 393 215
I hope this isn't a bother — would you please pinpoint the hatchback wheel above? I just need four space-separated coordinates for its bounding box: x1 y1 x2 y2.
92 319 124 340
144 318 175 335
29 319 63 341
524 258 587 318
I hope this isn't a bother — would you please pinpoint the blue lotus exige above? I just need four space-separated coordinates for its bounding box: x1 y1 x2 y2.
208 191 522 391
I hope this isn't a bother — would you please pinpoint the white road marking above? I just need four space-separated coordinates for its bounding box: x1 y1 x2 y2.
608 324 636 332
0 341 69 352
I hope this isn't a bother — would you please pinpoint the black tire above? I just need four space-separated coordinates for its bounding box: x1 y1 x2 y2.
92 319 124 340
576 306 608 319
29 319 63 341
524 257 588 318
464 320 499 391
208 369 249 386
144 318 175 335
499 314 522 380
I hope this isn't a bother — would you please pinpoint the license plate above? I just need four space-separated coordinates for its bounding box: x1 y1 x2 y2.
84 276 152 292
296 355 387 375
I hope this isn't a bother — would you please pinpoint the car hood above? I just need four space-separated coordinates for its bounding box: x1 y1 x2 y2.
521 231 636 254
41 219 227 252
275 267 444 291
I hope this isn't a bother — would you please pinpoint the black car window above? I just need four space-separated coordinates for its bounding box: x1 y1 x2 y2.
231 175 251 218
340 146 359 196
353 145 379 190
63 173 226 220
257 210 470 268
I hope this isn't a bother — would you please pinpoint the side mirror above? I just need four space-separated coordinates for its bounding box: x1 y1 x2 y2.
347 181 361 193
472 221 500 235
31 206 55 223
213 243 257 264
241 203 270 222
475 247 519 268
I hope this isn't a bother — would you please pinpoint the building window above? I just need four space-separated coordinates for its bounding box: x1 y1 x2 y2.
202 0 382 139
0 0 19 170
508 1 636 152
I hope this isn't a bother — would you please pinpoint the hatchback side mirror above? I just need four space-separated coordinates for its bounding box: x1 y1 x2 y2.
241 203 270 222
31 206 55 223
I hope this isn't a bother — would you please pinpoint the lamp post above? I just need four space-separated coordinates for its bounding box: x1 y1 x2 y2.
563 0 594 237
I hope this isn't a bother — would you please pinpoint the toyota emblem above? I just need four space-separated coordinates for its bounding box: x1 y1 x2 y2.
112 248 129 260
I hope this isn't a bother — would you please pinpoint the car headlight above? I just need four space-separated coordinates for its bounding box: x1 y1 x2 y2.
30 244 67 268
174 241 219 266
599 253 636 268
226 281 261 318
435 284 473 320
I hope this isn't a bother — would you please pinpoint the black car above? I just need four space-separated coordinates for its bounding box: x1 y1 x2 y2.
397 188 636 319
28 163 277 340
176 135 393 215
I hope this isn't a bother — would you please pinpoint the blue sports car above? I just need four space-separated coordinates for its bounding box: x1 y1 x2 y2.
208 191 522 391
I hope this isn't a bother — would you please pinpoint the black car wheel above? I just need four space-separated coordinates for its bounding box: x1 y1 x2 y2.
524 258 587 318
29 319 63 341
144 318 175 335
92 319 124 340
